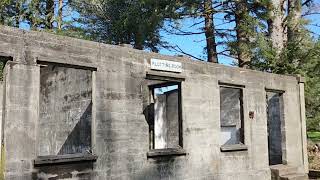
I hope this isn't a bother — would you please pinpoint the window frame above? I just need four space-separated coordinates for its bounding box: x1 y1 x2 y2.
34 61 97 166
265 88 286 165
145 71 186 157
219 82 247 152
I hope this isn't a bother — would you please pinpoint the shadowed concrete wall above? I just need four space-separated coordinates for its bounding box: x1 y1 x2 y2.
0 25 308 180
166 90 179 148
38 64 92 156
267 92 283 165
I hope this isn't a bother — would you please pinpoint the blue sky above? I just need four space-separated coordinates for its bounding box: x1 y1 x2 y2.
160 15 236 65
159 1 320 65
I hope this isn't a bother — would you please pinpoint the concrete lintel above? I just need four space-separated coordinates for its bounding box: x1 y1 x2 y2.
37 58 97 71
265 88 285 94
146 71 185 82
218 81 245 88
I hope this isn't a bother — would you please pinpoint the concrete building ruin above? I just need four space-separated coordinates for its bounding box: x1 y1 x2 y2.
0 26 308 179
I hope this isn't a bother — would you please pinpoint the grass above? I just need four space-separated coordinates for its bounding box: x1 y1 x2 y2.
308 131 320 142
308 131 320 170
308 140 320 170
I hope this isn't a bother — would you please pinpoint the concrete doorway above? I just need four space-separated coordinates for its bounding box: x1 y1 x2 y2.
266 91 284 165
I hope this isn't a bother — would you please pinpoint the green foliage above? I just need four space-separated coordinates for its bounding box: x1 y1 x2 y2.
303 41 320 131
0 0 23 27
307 131 320 141
53 27 93 41
70 0 178 51
250 17 320 130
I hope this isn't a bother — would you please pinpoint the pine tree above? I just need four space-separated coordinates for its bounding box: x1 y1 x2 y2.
0 0 24 27
70 0 177 51
234 0 251 68
267 0 286 56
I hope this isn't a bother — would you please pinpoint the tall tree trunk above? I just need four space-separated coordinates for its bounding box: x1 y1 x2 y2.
45 0 54 29
204 0 218 63
287 0 302 66
134 26 144 50
57 0 63 30
14 0 22 28
287 0 301 43
235 0 251 68
267 0 286 55
28 0 40 30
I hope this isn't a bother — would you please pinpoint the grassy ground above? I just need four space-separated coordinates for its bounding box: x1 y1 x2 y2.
308 131 320 142
308 131 320 170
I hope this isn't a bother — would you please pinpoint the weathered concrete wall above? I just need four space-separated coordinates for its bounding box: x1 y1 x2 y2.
4 63 39 179
0 25 308 180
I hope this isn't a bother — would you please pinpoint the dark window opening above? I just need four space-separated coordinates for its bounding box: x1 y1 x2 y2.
149 82 182 150
38 63 93 157
220 86 244 146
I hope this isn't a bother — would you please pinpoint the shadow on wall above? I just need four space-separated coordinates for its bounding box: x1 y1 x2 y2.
133 157 177 180
267 93 283 165
143 103 154 129
33 162 94 179
34 102 94 179
58 102 92 155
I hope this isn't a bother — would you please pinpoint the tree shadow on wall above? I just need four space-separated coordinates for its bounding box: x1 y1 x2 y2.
34 102 94 179
58 102 92 155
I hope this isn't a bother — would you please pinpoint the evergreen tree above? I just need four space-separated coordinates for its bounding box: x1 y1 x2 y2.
0 0 23 27
70 0 178 52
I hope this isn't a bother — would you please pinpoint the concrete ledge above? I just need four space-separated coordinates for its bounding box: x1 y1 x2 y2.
220 144 248 152
147 148 187 158
34 153 97 166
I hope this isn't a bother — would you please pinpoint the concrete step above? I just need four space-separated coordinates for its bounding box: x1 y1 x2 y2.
279 173 308 180
270 164 298 177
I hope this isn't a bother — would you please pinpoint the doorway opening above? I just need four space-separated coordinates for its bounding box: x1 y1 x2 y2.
266 91 285 165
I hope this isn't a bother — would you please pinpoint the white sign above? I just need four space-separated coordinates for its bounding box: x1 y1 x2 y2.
150 59 182 73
